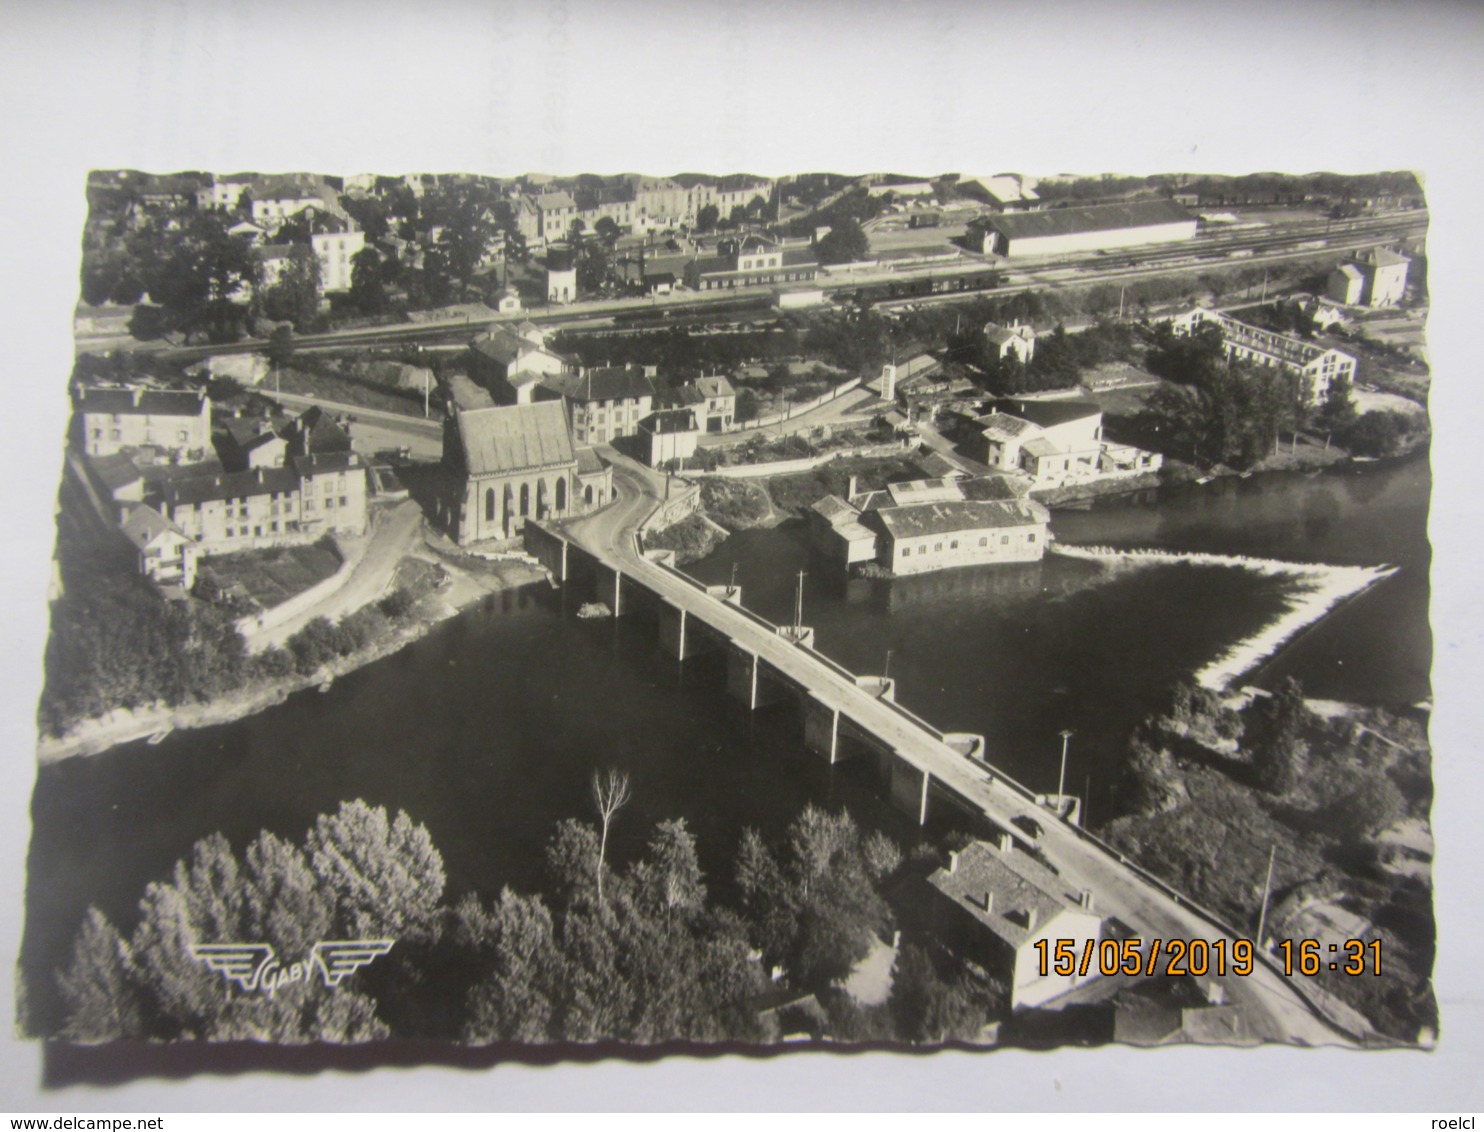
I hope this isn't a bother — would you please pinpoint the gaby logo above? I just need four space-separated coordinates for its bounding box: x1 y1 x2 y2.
189 940 395 996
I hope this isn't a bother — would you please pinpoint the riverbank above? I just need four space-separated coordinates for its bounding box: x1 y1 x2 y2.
1051 544 1396 691
35 550 547 764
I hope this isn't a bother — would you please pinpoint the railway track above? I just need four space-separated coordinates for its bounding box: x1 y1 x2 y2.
126 210 1425 361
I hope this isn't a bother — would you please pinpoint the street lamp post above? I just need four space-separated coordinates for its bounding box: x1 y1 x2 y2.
1057 729 1074 802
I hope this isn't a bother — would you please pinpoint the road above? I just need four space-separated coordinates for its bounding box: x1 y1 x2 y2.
247 499 426 652
560 458 1365 1046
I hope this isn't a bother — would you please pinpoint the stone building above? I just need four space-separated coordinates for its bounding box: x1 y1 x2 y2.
441 401 611 544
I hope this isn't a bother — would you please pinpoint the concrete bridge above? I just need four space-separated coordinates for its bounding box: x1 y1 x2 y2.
522 469 1371 1047
526 520 1008 832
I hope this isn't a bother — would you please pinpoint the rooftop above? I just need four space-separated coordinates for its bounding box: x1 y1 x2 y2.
958 475 1026 501
160 465 300 507
988 199 1193 241
681 376 737 403
978 411 1037 439
87 452 145 492
574 446 606 476
928 839 1096 951
121 504 189 550
976 175 1039 205
885 477 963 507
985 322 1035 347
1355 247 1410 268
542 367 656 403
876 498 1049 541
640 408 699 435
471 327 558 367
810 494 859 524
990 398 1102 430
75 385 207 418
454 401 576 477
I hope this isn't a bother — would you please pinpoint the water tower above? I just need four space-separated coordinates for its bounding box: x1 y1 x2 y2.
546 243 576 304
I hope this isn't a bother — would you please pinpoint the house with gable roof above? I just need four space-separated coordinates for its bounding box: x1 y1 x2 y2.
979 399 1162 487
927 835 1104 1011
441 401 611 544
120 504 201 594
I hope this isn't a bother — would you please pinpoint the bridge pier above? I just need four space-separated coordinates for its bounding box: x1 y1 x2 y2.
522 522 569 583
596 563 629 617
803 695 841 763
726 646 787 710
659 602 693 659
887 754 931 826
854 675 895 702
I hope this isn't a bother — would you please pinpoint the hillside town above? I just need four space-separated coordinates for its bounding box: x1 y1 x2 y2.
33 167 1434 1055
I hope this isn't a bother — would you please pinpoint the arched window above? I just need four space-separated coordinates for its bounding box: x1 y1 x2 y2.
519 482 530 517
503 485 516 536
484 488 495 523
536 479 548 518
584 484 594 506
556 477 567 512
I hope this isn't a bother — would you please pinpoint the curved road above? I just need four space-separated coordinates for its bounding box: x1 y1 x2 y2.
562 456 1365 1047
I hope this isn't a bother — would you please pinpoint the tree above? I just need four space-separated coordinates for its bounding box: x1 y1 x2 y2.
462 888 565 1042
258 244 321 330
888 945 997 1043
56 908 141 1041
594 216 620 242
1317 373 1358 434
695 204 720 232
631 818 706 921
55 818 406 1042
591 767 632 904
305 800 447 941
1251 677 1310 795
349 247 387 315
139 211 262 342
814 219 870 266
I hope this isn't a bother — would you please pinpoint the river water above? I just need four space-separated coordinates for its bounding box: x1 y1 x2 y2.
21 454 1431 1035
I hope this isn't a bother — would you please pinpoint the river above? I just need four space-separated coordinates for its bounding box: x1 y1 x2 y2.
20 454 1431 1036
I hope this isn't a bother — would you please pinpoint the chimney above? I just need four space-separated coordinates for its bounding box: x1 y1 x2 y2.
1079 889 1094 912
847 474 859 499
1025 907 1037 932
998 832 1014 854
131 387 142 406
946 849 959 874
982 891 995 915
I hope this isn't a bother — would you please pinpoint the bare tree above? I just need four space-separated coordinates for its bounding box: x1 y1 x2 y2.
591 768 632 904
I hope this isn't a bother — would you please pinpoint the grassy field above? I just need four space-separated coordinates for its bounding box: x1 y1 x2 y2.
274 364 426 417
641 513 727 564
198 541 343 611
699 479 773 530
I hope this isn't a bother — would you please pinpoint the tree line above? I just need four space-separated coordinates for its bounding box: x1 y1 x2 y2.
51 788 1004 1045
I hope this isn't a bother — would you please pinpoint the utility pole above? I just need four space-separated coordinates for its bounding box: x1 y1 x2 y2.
1118 285 1126 321
884 648 892 681
1057 729 1074 802
730 561 738 593
1255 844 1277 949
794 569 806 630
1260 268 1269 305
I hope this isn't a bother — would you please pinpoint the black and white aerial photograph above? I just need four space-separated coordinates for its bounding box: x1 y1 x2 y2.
25 163 1438 1050
3 0 1482 1116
